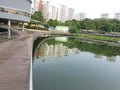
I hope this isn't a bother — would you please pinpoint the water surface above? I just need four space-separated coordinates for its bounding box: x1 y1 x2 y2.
33 37 120 90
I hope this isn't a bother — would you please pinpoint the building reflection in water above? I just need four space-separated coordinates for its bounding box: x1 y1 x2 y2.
55 37 68 42
35 37 120 62
107 56 116 62
94 54 103 59
94 54 119 62
35 43 80 61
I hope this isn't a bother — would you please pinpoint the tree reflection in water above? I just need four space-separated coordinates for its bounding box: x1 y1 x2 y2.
34 37 120 62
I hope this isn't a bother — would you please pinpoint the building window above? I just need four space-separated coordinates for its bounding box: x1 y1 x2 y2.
0 7 4 12
0 7 30 17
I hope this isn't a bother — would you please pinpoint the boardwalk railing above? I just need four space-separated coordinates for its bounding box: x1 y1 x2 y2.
0 32 9 43
29 34 33 90
0 32 8 36
0 31 19 43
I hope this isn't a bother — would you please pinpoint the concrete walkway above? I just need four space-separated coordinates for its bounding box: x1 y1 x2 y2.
0 31 32 90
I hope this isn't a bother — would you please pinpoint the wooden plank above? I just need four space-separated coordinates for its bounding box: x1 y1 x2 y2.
0 32 32 90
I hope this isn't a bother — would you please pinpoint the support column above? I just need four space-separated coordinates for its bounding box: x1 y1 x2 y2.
22 22 24 32
8 20 11 39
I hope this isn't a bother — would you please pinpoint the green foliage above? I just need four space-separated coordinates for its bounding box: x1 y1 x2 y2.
78 34 120 42
31 11 45 23
47 19 63 27
65 20 81 33
47 19 56 27
46 18 120 33
25 25 47 30
39 37 120 57
65 18 120 33
26 11 47 30
29 12 120 32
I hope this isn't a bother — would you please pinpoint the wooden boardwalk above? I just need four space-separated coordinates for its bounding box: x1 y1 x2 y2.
0 31 32 90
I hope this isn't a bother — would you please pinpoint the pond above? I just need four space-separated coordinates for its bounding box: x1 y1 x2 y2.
33 37 120 90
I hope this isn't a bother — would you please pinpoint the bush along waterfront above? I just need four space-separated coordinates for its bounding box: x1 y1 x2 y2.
78 34 120 43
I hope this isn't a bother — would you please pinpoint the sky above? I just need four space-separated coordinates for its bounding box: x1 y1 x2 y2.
45 0 120 19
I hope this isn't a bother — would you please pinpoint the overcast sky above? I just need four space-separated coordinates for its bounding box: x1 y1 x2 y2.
45 0 120 19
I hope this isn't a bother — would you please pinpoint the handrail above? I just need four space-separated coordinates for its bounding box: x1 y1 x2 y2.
0 32 8 36
0 30 19 43
0 32 9 43
29 34 33 90
29 32 39 90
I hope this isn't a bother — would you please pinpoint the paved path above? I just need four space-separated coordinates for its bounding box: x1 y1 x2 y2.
0 31 32 90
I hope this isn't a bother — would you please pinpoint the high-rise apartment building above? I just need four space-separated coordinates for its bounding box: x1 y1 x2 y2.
32 0 42 12
67 8 74 21
49 5 74 22
79 12 86 21
74 12 86 21
101 13 109 19
33 0 39 11
49 6 57 20
114 13 120 20
32 0 75 22
39 0 42 11
57 5 67 22
42 1 50 20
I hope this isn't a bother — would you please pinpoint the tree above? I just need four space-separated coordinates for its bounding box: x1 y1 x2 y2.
65 20 81 33
47 19 59 27
31 11 45 23
101 22 113 32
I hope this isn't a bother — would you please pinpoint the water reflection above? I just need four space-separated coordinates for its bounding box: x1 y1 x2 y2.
33 37 120 90
55 37 68 42
34 37 120 62
107 56 117 62
94 54 120 63
35 43 80 61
